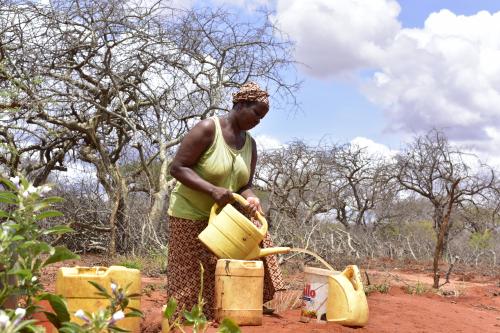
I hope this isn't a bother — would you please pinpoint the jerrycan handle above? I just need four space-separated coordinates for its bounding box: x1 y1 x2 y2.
342 265 361 291
209 193 268 237
76 266 108 275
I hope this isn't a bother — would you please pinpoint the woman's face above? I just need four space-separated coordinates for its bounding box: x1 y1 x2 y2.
237 102 269 130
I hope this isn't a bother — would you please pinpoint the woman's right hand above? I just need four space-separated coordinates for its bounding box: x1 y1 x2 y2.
210 186 233 207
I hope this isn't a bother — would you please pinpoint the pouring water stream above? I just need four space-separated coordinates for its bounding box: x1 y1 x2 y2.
289 248 335 271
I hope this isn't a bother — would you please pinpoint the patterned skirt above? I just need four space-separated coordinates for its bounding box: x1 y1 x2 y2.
166 215 285 320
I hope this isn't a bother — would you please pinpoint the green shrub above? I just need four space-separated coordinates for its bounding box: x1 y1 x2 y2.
0 175 78 330
0 176 79 305
404 281 428 295
469 230 492 250
113 249 168 276
365 282 391 295
116 258 143 270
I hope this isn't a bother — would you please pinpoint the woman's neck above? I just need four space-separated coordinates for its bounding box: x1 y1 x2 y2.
221 112 246 149
224 111 243 133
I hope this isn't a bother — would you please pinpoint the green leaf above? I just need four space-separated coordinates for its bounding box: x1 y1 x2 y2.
163 297 177 320
124 310 143 318
0 192 18 205
41 196 65 204
126 293 141 298
38 293 71 324
59 322 83 333
7 267 32 278
42 225 74 236
20 177 29 189
127 306 142 313
32 203 49 212
218 318 241 333
34 210 64 221
43 246 79 266
195 316 208 331
183 310 195 325
108 325 130 332
88 280 111 297
0 178 18 191
122 297 129 309
9 319 39 331
0 209 10 218
44 312 62 328
191 304 202 318
21 241 51 256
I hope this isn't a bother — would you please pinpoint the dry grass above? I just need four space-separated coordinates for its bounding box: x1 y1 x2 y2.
265 290 303 313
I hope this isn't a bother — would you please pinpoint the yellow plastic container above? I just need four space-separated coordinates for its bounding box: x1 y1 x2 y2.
215 259 264 326
55 266 141 332
326 265 369 327
198 193 290 260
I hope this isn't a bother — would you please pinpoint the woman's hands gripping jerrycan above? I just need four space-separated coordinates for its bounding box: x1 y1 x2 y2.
198 193 290 260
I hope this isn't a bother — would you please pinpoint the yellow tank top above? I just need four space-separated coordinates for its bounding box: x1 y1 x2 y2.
168 117 253 220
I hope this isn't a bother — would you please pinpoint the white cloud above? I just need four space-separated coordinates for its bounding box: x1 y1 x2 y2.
456 126 500 169
350 136 397 158
254 134 283 150
272 0 401 77
274 1 500 153
364 9 500 144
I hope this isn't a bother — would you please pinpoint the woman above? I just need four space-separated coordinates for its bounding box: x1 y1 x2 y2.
167 82 285 319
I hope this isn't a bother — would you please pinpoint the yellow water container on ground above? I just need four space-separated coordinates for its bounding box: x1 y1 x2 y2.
55 266 141 332
215 259 264 326
326 265 368 327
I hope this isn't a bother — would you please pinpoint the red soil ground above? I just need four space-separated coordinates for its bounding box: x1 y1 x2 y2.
41 256 499 333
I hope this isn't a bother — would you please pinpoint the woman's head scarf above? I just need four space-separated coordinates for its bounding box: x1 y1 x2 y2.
232 82 269 107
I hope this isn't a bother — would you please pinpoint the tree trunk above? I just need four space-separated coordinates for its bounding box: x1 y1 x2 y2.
432 180 459 288
108 191 121 257
114 171 130 254
104 166 130 255
148 145 172 234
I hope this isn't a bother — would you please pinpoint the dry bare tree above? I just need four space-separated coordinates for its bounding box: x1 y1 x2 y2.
255 141 335 249
1 0 298 254
326 143 396 229
395 129 495 288
1 2 77 183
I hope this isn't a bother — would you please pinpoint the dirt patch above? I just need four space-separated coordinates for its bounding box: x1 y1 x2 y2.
41 256 500 332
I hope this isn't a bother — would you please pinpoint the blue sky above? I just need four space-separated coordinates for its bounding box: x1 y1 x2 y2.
221 0 500 166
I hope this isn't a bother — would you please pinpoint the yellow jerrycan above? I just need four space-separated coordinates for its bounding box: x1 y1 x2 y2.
215 259 264 325
56 266 141 332
198 193 290 260
326 265 369 327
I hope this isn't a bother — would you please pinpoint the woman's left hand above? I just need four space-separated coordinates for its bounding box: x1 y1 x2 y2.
246 196 264 217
